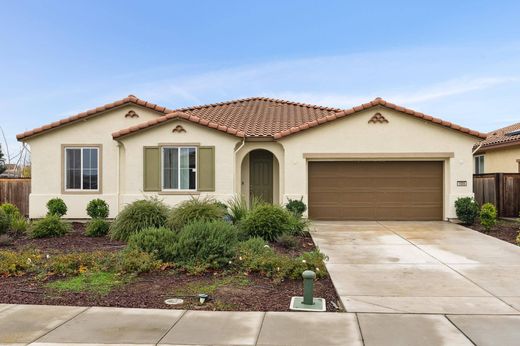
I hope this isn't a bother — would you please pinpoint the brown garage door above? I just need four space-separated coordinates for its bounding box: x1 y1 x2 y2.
308 161 443 220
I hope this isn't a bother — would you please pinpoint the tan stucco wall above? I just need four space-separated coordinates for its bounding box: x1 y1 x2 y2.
479 146 520 173
117 120 241 210
25 105 163 218
279 107 479 219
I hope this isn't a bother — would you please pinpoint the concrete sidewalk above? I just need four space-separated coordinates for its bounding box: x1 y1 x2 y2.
2 304 520 346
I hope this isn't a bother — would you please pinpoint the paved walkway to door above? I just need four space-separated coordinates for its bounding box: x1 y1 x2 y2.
311 221 520 315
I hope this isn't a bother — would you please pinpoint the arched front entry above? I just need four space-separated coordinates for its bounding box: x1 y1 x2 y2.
240 148 280 204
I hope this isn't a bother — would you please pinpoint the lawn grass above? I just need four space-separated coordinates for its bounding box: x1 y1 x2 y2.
46 271 126 295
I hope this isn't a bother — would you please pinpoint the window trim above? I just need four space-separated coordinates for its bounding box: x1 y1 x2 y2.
474 155 485 174
160 146 198 192
61 144 102 194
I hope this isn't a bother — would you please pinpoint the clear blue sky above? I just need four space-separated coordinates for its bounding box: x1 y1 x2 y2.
1 1 520 159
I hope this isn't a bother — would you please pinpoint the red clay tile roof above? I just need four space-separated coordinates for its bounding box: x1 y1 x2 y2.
474 122 520 152
16 95 171 141
271 97 487 139
18 95 487 141
113 96 487 140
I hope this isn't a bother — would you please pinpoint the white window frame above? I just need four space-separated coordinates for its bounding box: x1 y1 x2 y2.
474 155 485 174
161 146 197 191
64 146 100 192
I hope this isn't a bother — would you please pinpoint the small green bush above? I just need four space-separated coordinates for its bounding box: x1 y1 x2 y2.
174 220 238 269
0 209 9 234
115 248 161 274
166 197 225 231
109 198 169 241
0 203 21 220
32 214 71 238
227 196 249 224
42 251 114 275
46 198 67 217
285 197 307 217
235 239 328 281
85 218 110 237
0 250 39 276
480 203 497 231
240 204 295 241
455 197 479 225
276 234 298 249
86 199 109 218
127 227 177 262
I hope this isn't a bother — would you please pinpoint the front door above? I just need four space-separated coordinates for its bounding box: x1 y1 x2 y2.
249 150 273 204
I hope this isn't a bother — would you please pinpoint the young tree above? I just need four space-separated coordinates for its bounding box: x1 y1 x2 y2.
0 144 6 174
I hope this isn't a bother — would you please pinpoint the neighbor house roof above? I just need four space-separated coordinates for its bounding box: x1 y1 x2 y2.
474 122 520 153
16 95 171 141
112 96 487 140
18 95 487 141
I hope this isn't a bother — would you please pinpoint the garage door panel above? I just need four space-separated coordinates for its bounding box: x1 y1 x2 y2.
308 161 443 221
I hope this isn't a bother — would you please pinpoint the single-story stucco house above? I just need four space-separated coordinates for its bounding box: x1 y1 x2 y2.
473 122 520 174
17 95 486 221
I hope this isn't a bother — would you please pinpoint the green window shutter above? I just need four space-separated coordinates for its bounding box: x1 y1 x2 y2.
198 146 215 191
143 147 161 191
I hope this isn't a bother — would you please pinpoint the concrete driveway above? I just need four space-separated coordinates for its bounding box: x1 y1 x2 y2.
311 221 520 314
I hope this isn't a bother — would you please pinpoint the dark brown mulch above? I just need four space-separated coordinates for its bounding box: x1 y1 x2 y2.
2 222 125 253
0 271 341 312
269 234 317 256
466 219 520 245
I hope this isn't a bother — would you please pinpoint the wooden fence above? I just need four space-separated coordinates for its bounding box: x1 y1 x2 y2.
0 178 31 216
473 173 520 217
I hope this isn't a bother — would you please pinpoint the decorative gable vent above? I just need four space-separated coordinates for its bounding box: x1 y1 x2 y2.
368 112 388 124
125 110 139 118
172 125 186 133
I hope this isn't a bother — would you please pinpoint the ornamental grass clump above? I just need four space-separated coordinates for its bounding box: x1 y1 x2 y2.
480 203 497 231
31 214 71 238
109 198 169 241
166 197 225 231
455 197 479 225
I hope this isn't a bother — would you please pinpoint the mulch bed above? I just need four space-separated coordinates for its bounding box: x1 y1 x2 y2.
0 271 340 312
0 225 342 312
466 219 520 245
2 223 125 253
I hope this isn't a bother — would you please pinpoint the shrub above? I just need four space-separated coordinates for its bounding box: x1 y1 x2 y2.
276 234 298 249
285 197 307 217
31 214 71 238
455 197 479 225
86 199 109 219
227 196 249 224
0 203 21 220
115 248 161 274
46 198 67 217
0 250 40 276
0 209 9 234
240 204 295 241
109 198 169 241
127 227 177 262
166 197 225 231
85 218 110 237
43 251 115 276
480 203 497 231
235 239 328 281
174 220 238 269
